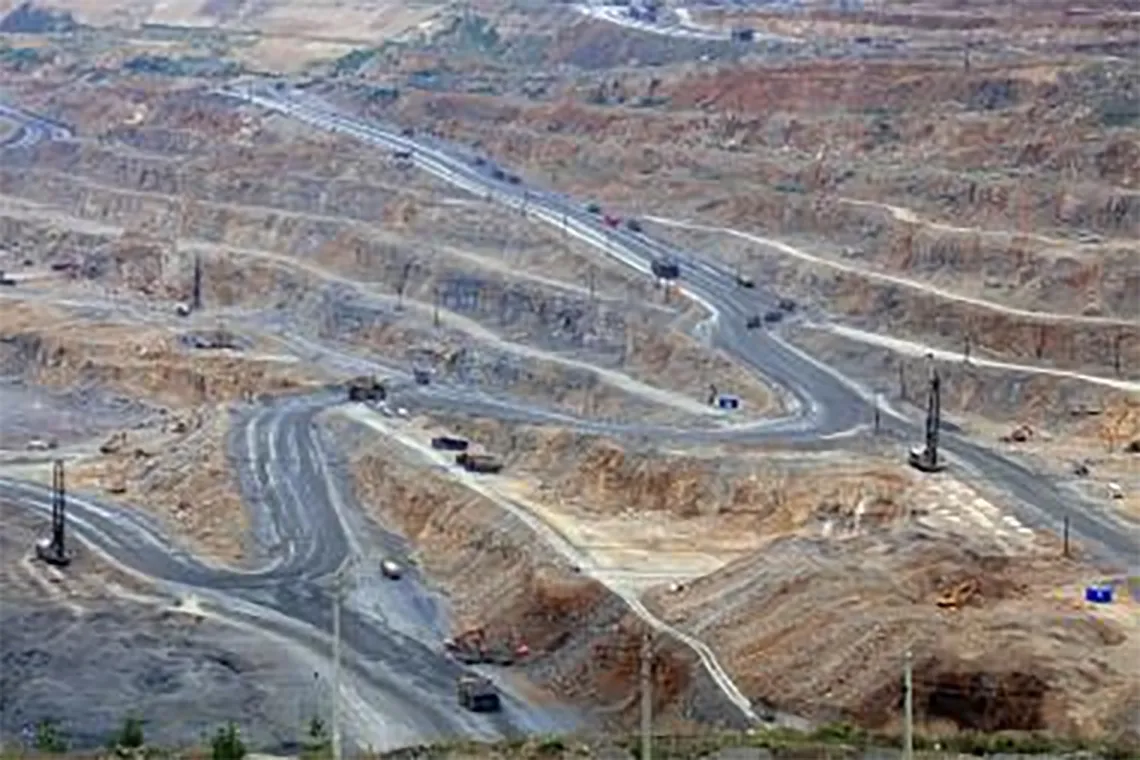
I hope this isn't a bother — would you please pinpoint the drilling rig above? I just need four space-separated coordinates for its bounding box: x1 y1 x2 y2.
908 369 946 473
35 460 72 566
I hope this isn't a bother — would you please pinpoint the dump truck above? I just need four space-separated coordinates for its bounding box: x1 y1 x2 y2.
347 376 386 402
651 258 680 280
456 452 503 474
431 435 469 452
457 674 501 712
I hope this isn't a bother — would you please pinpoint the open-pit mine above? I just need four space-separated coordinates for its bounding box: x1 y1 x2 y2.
1 0 1137 755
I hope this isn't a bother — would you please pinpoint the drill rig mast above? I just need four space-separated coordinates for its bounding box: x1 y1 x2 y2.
35 459 71 566
908 369 946 473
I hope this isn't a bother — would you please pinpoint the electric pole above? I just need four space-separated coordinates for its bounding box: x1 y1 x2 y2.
640 633 652 760
433 286 441 328
903 650 914 760
332 574 343 760
873 393 881 434
192 253 202 312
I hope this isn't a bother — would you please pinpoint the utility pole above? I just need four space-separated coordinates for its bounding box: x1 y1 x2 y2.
332 575 343 760
433 286 441 328
873 394 882 434
640 633 652 760
898 363 907 401
903 650 914 760
1063 515 1070 558
192 253 202 312
963 333 971 364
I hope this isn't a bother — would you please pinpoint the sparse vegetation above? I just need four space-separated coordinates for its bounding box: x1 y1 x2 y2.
209 723 245 760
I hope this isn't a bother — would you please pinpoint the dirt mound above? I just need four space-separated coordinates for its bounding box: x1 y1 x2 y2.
648 525 1138 739
347 441 733 727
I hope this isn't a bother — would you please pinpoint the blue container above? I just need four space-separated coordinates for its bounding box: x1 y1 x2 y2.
717 395 740 410
1085 585 1113 604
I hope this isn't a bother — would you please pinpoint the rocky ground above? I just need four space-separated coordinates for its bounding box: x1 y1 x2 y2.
1 0 1138 752
0 503 317 752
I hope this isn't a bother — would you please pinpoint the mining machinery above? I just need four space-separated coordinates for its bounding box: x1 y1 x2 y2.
908 369 946 473
457 674 501 712
346 375 386 402
35 460 72 566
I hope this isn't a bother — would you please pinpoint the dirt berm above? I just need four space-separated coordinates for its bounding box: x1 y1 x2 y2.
345 432 749 729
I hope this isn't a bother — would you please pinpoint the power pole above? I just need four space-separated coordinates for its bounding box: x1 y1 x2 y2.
433 286 441 328
873 394 881 434
192 253 202 312
332 574 344 760
903 650 914 760
640 633 652 760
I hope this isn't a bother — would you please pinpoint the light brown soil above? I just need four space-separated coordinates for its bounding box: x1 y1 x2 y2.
646 528 1140 740
69 407 249 563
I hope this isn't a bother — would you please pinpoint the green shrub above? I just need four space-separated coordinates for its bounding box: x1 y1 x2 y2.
210 722 245 760
34 719 68 753
110 715 146 750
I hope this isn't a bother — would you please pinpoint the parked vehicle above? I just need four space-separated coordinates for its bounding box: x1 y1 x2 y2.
381 559 403 580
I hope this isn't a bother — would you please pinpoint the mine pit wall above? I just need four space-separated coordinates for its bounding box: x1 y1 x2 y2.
346 444 746 730
791 324 1140 442
654 224 1140 379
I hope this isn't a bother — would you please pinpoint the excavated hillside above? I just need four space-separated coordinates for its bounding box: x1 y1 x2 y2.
324 53 1140 382
341 422 743 729
645 527 1140 742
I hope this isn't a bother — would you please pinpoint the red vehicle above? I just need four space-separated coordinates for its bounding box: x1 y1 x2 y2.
602 214 621 228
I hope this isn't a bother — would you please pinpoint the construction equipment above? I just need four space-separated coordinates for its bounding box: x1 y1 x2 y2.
445 627 530 665
456 452 502 474
431 435 469 452
346 376 386 402
651 258 680 280
746 315 762 329
380 558 403 580
908 369 946 472
35 460 71 567
445 627 488 663
736 273 755 288
457 674 501 712
936 578 979 609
